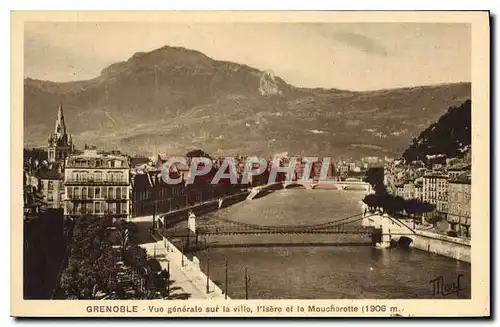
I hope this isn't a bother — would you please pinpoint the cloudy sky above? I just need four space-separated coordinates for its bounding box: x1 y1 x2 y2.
24 22 470 91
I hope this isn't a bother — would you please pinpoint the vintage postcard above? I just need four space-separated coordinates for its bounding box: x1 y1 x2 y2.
11 11 490 317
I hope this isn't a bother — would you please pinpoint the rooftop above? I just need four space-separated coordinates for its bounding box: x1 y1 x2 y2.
449 172 471 184
37 167 63 180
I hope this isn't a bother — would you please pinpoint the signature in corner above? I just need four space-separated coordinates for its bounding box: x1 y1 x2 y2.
429 274 466 297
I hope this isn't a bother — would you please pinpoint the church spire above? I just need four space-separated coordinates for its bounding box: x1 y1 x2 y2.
54 103 67 137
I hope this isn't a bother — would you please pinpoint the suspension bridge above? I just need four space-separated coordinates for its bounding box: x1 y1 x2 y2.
160 212 376 237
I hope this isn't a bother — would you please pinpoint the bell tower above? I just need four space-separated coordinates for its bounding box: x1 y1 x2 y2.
47 103 73 165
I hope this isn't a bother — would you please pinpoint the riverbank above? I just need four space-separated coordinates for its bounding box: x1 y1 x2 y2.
411 230 471 263
363 209 471 263
141 235 228 299
160 191 250 228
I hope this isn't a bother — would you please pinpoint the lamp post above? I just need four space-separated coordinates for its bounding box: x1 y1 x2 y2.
206 258 210 294
224 259 228 300
244 267 249 300
166 260 170 298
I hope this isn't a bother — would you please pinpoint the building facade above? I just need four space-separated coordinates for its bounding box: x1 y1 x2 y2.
38 168 64 209
131 170 186 217
423 174 449 214
447 173 471 237
63 148 131 219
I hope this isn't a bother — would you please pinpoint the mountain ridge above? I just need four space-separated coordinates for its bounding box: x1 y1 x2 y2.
23 45 471 158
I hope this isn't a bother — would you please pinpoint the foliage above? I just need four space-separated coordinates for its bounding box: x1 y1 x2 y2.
363 167 386 194
59 215 120 299
363 192 434 217
112 219 138 253
123 243 148 269
403 100 471 163
186 149 212 159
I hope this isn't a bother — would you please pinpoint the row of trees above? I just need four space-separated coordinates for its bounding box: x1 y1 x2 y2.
58 215 170 299
362 168 436 225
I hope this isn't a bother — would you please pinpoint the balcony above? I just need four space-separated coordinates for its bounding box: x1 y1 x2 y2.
65 195 129 201
64 178 129 186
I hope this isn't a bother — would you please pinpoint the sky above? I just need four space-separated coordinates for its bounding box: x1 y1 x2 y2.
24 22 471 91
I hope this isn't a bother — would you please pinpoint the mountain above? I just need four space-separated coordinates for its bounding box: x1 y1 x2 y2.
402 100 471 163
24 45 471 158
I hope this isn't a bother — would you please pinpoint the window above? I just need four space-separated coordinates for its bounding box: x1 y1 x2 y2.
82 187 87 199
122 187 127 199
47 192 53 201
94 202 101 214
67 187 73 199
116 188 122 199
95 171 102 181
108 187 114 199
95 187 101 198
48 181 54 191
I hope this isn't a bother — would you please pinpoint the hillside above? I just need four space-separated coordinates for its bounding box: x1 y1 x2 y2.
402 100 471 163
24 45 471 158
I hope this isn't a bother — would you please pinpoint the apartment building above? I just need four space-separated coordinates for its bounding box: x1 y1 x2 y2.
423 173 449 214
63 148 131 219
38 167 64 209
447 173 471 237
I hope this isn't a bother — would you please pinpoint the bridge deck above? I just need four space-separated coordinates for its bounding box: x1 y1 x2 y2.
164 226 375 236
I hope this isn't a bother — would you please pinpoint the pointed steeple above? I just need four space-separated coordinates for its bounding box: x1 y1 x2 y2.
54 103 67 137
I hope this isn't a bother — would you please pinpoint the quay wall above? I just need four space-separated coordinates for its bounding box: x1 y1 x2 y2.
143 236 228 299
411 230 471 263
363 212 471 263
162 191 250 227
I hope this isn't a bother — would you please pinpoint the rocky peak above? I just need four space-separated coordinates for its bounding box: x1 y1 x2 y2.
259 70 283 96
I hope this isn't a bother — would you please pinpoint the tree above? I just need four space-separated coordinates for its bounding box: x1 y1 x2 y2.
363 167 387 194
186 149 212 159
113 219 138 258
123 243 148 269
59 215 121 299
362 194 379 212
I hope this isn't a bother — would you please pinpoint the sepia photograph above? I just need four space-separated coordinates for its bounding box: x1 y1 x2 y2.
11 11 490 317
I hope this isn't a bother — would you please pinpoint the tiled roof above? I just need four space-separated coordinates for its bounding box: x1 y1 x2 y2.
449 172 471 184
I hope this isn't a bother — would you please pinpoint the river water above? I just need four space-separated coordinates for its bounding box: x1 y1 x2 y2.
194 189 471 299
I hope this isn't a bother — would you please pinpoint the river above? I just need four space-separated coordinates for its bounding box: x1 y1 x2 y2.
192 189 471 299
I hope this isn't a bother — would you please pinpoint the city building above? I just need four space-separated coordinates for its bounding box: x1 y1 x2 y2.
23 169 44 218
423 173 449 214
403 180 415 200
131 167 187 217
447 164 471 180
447 172 471 237
38 167 64 209
394 184 405 198
47 104 74 165
63 148 131 219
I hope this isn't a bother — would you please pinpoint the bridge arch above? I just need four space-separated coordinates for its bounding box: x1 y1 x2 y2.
284 183 308 189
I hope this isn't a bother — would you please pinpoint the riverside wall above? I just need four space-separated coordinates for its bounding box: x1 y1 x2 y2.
142 236 228 299
411 230 471 263
161 191 250 227
362 210 471 263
